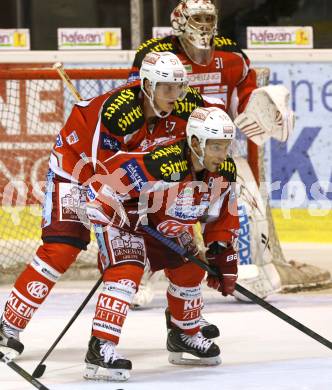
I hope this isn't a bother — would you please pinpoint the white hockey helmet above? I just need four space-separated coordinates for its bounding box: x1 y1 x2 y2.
140 51 189 118
171 0 218 64
186 106 235 165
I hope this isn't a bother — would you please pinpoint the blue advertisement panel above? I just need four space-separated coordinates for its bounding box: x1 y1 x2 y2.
257 62 332 209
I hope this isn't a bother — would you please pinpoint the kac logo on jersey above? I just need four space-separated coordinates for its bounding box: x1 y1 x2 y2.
27 281 49 299
157 220 190 238
121 159 148 191
101 133 121 151
66 130 79 145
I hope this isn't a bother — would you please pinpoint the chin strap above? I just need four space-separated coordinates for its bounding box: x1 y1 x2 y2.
142 88 172 119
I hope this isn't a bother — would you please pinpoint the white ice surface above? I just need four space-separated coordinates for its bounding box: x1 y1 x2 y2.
1 281 332 390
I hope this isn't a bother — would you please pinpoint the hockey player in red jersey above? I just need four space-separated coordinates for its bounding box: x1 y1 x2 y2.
128 0 296 307
82 106 239 381
0 51 225 360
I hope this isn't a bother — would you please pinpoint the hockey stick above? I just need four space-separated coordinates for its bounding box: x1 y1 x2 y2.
32 276 103 378
142 225 332 351
0 351 49 389
53 62 83 101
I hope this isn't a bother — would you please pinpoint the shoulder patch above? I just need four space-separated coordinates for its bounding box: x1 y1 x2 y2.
143 140 189 182
121 158 148 191
172 87 204 121
101 86 144 136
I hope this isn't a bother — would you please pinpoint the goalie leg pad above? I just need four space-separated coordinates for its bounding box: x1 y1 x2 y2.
234 263 281 301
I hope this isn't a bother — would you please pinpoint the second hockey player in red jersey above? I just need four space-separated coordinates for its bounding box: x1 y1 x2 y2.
83 106 239 381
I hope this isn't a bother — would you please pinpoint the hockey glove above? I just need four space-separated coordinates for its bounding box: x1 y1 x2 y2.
206 242 238 296
218 156 237 183
86 199 129 228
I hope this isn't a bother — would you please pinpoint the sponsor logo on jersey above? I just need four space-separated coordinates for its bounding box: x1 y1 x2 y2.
173 87 204 118
143 140 189 182
203 85 220 94
139 136 175 151
160 159 189 179
166 203 207 221
27 281 49 299
121 158 148 191
150 144 182 160
188 72 221 86
59 183 89 224
80 152 90 163
100 132 121 151
214 36 236 48
55 134 63 148
117 105 144 133
103 89 136 120
66 131 79 145
110 230 145 266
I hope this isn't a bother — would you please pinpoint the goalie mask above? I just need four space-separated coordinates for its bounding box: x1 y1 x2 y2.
171 0 218 66
186 107 235 169
140 51 189 118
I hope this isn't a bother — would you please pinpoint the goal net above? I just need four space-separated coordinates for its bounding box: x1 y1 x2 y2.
0 65 267 283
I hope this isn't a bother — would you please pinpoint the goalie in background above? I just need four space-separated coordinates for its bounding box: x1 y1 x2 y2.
128 0 330 305
83 106 239 381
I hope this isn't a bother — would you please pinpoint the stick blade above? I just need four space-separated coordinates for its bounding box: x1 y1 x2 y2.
32 364 46 378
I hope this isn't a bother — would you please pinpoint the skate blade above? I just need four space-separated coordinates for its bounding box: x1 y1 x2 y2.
168 352 221 366
83 363 130 382
0 346 20 361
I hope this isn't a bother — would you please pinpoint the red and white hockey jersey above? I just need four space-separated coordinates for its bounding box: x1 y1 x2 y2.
129 35 257 118
88 137 239 246
49 80 225 184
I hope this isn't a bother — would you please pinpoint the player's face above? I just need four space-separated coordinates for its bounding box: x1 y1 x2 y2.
203 139 231 173
153 82 188 113
188 13 216 34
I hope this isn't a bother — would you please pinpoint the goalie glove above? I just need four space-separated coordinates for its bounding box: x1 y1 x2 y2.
234 85 295 146
206 242 238 296
218 156 237 183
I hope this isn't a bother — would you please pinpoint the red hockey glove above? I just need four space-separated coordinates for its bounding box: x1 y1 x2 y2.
206 242 238 296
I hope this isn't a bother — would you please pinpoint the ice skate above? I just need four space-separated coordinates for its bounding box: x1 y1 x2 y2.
165 308 220 339
167 328 221 366
0 319 24 360
84 336 132 382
